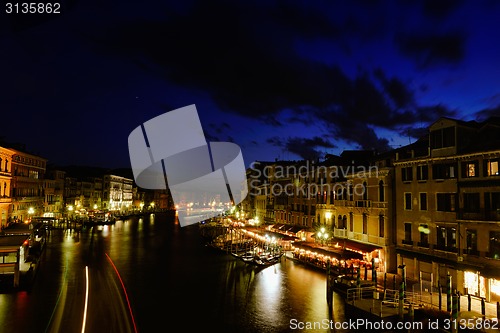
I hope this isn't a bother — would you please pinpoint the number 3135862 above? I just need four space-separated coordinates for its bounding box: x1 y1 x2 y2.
6 3 61 14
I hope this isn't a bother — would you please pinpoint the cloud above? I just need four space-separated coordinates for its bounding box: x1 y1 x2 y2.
394 31 465 69
87 0 469 156
267 136 336 160
474 105 500 121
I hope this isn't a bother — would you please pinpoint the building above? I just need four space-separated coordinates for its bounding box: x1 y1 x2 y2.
102 174 133 213
0 147 14 229
9 149 47 222
394 117 500 302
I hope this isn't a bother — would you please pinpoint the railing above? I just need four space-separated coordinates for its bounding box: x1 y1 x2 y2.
457 209 500 221
334 228 347 238
333 229 388 247
346 286 377 304
0 197 12 203
355 200 371 208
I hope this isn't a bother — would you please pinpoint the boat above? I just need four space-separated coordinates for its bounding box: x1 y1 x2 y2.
233 249 283 266
236 251 255 263
252 251 283 266
89 211 116 225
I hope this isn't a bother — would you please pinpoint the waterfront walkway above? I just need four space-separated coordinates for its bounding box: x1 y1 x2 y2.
284 251 500 323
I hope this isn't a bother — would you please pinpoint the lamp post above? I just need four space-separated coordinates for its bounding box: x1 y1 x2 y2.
317 227 328 245
28 207 35 223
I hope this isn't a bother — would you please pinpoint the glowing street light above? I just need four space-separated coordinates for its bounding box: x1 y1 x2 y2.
27 207 35 222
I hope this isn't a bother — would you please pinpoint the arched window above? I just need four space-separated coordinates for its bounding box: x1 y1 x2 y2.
363 181 368 201
379 215 385 237
379 180 385 202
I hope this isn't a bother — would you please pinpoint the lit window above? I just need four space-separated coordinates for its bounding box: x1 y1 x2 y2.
487 160 499 176
467 163 476 177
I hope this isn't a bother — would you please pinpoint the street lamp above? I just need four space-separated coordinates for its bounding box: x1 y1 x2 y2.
28 207 35 222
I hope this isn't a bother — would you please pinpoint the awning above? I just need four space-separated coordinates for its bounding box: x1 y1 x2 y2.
286 225 305 234
271 223 285 230
332 238 382 254
292 242 363 260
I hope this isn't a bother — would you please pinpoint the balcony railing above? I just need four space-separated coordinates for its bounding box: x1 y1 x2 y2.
457 209 500 221
434 244 458 253
0 197 12 203
355 200 371 208
333 229 388 246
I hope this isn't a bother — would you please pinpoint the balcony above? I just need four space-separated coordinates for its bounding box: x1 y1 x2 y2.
402 239 413 246
334 200 355 207
434 244 458 253
464 248 479 256
355 200 371 208
457 209 500 221
334 228 347 238
333 229 388 247
0 196 12 203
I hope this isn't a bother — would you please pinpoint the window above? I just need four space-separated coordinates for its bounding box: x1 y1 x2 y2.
362 181 368 201
417 165 428 181
466 229 478 255
403 223 412 245
379 215 384 238
488 231 500 259
349 213 353 232
463 193 480 213
404 193 412 210
462 161 478 178
420 193 427 211
418 224 429 247
379 180 385 202
432 163 457 179
430 126 455 149
436 226 457 252
362 213 367 234
486 160 499 176
402 167 413 182
436 193 456 212
437 226 446 250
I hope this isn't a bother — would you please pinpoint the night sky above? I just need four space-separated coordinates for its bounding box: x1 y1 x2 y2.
2 0 500 169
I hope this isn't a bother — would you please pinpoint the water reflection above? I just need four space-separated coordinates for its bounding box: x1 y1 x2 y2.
0 213 351 333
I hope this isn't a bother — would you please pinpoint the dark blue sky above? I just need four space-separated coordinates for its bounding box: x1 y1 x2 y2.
2 0 500 169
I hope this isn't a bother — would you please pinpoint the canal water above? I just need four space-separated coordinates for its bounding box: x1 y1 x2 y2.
107 212 350 333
